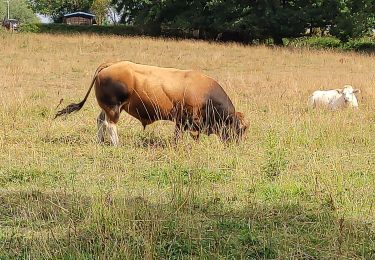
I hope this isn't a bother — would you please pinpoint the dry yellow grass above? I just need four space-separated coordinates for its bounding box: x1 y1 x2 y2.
1 32 375 258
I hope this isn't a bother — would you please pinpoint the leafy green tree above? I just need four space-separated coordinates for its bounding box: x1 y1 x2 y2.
28 0 94 22
111 0 166 34
0 2 5 18
331 0 375 41
205 0 310 44
111 0 149 24
107 0 375 43
0 0 38 23
110 0 314 44
91 0 111 25
303 0 340 36
250 0 308 44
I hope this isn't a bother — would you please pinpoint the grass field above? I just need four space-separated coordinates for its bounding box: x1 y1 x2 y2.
1 32 375 259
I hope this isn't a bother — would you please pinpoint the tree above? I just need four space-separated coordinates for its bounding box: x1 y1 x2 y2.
111 0 166 34
111 0 320 44
0 2 5 19
248 0 308 45
205 0 309 44
0 0 38 23
111 0 149 24
331 0 375 41
91 0 110 25
108 0 375 44
303 0 340 36
28 0 94 22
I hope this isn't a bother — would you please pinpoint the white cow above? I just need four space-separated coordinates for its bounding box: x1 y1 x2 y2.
308 85 360 110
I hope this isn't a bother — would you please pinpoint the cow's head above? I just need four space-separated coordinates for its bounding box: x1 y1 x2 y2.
220 112 248 142
233 112 248 138
337 85 360 108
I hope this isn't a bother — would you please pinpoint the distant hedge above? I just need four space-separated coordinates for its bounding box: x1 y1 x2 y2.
19 23 150 36
18 23 198 39
342 38 375 52
19 23 375 53
287 36 375 53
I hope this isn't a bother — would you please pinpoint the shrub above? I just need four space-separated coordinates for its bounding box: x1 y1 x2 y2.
19 23 41 33
343 38 375 52
18 23 144 36
308 37 342 49
16 23 186 38
287 37 341 49
287 36 375 53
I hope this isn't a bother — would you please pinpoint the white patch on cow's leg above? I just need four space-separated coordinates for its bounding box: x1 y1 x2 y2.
108 122 119 146
97 111 107 144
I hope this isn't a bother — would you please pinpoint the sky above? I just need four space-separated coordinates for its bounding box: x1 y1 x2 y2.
36 14 51 23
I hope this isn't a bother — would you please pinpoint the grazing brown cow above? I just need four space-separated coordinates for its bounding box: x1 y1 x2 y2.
55 61 248 145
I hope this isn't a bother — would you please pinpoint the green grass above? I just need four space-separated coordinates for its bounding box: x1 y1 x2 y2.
0 32 375 258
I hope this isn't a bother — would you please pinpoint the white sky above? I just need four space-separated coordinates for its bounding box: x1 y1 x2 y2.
37 14 51 23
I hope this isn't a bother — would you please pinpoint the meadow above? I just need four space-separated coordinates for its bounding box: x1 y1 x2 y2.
0 32 375 259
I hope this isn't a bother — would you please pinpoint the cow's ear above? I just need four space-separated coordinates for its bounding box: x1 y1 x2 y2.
335 89 343 94
353 89 361 94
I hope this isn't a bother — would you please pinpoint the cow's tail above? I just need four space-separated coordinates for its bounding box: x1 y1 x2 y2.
54 62 114 119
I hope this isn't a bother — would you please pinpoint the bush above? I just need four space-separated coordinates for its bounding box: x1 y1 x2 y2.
16 23 189 38
309 37 342 49
19 23 41 33
287 36 375 53
287 37 341 49
343 38 375 52
18 23 145 36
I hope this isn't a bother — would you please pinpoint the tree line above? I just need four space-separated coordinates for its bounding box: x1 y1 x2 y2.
110 0 375 43
4 1 375 44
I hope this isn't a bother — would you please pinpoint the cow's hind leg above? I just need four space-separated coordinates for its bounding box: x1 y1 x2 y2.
105 107 120 146
97 110 107 144
108 122 119 146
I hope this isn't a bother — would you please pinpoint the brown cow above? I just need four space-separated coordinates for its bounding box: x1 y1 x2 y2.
55 61 248 145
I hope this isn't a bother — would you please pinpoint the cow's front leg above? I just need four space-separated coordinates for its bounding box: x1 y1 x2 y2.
97 110 107 144
189 113 201 141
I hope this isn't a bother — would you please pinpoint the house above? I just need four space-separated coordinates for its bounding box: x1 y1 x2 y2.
63 12 95 25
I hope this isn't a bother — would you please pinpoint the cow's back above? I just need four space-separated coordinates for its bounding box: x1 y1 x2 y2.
309 89 347 110
128 62 227 104
311 90 338 105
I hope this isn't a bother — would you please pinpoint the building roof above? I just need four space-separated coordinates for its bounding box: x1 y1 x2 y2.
6 19 19 23
63 12 95 19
